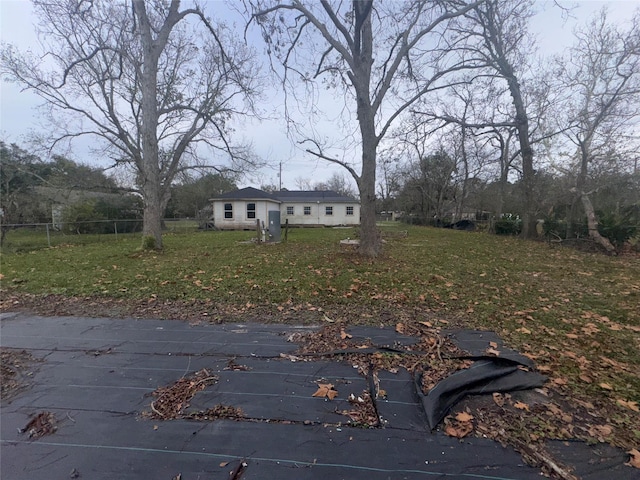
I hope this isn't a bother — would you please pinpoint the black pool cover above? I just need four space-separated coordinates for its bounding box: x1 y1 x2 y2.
0 313 634 479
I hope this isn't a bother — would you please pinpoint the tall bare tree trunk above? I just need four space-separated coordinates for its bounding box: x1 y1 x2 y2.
136 0 164 249
574 142 616 253
509 81 536 239
580 193 616 253
353 0 380 256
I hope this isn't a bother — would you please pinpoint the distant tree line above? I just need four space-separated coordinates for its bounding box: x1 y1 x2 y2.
0 141 242 244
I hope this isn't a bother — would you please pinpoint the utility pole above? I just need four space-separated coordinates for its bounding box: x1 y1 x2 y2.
279 161 282 191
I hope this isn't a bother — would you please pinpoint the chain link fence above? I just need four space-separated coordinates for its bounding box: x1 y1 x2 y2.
1 219 200 253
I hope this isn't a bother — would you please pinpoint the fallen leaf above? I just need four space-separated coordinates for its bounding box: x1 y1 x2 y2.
340 329 352 340
552 377 568 386
492 392 505 407
546 403 563 415
516 327 531 334
395 323 405 334
489 341 498 348
219 462 229 467
617 399 640 412
599 382 613 391
565 333 579 339
455 411 474 422
419 321 432 327
589 424 613 439
444 421 473 439
312 383 338 400
626 448 640 469
579 374 593 384
486 347 501 356
514 401 530 411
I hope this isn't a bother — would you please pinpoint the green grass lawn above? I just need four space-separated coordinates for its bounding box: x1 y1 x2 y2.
2 224 639 449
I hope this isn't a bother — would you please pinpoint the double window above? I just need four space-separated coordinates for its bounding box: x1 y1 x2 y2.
224 203 233 219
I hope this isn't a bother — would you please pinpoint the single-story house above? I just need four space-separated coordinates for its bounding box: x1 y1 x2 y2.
210 187 360 230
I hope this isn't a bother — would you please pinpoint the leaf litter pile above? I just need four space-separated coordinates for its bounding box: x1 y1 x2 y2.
291 321 471 429
291 321 466 377
145 369 242 421
289 321 640 477
1 348 38 401
20 411 57 439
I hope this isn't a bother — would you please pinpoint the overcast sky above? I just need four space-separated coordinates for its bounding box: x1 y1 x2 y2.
1 0 639 189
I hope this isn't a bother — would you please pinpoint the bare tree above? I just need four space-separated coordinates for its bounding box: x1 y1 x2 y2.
294 177 314 190
558 8 640 252
246 0 483 256
451 0 539 237
1 0 259 249
313 172 358 198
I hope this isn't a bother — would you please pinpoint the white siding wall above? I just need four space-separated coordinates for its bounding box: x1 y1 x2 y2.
281 202 359 226
213 200 280 230
213 200 360 229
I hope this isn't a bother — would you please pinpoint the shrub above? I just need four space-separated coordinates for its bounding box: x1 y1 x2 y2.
141 235 157 251
494 214 522 236
598 207 639 250
61 201 107 234
541 213 567 241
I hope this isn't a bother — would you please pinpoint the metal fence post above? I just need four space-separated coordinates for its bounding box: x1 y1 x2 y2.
46 223 51 247
114 222 118 241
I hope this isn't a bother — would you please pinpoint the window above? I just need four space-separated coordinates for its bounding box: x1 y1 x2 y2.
246 203 256 219
325 206 333 216
224 203 233 219
304 206 311 216
286 206 294 215
346 206 354 216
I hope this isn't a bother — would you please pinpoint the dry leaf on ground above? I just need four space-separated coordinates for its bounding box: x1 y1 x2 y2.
444 418 474 439
456 411 474 422
616 399 640 412
312 383 338 400
626 448 640 469
340 329 352 340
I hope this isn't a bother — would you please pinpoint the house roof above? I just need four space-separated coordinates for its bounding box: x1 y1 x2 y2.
212 187 281 202
274 190 359 203
212 187 359 204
